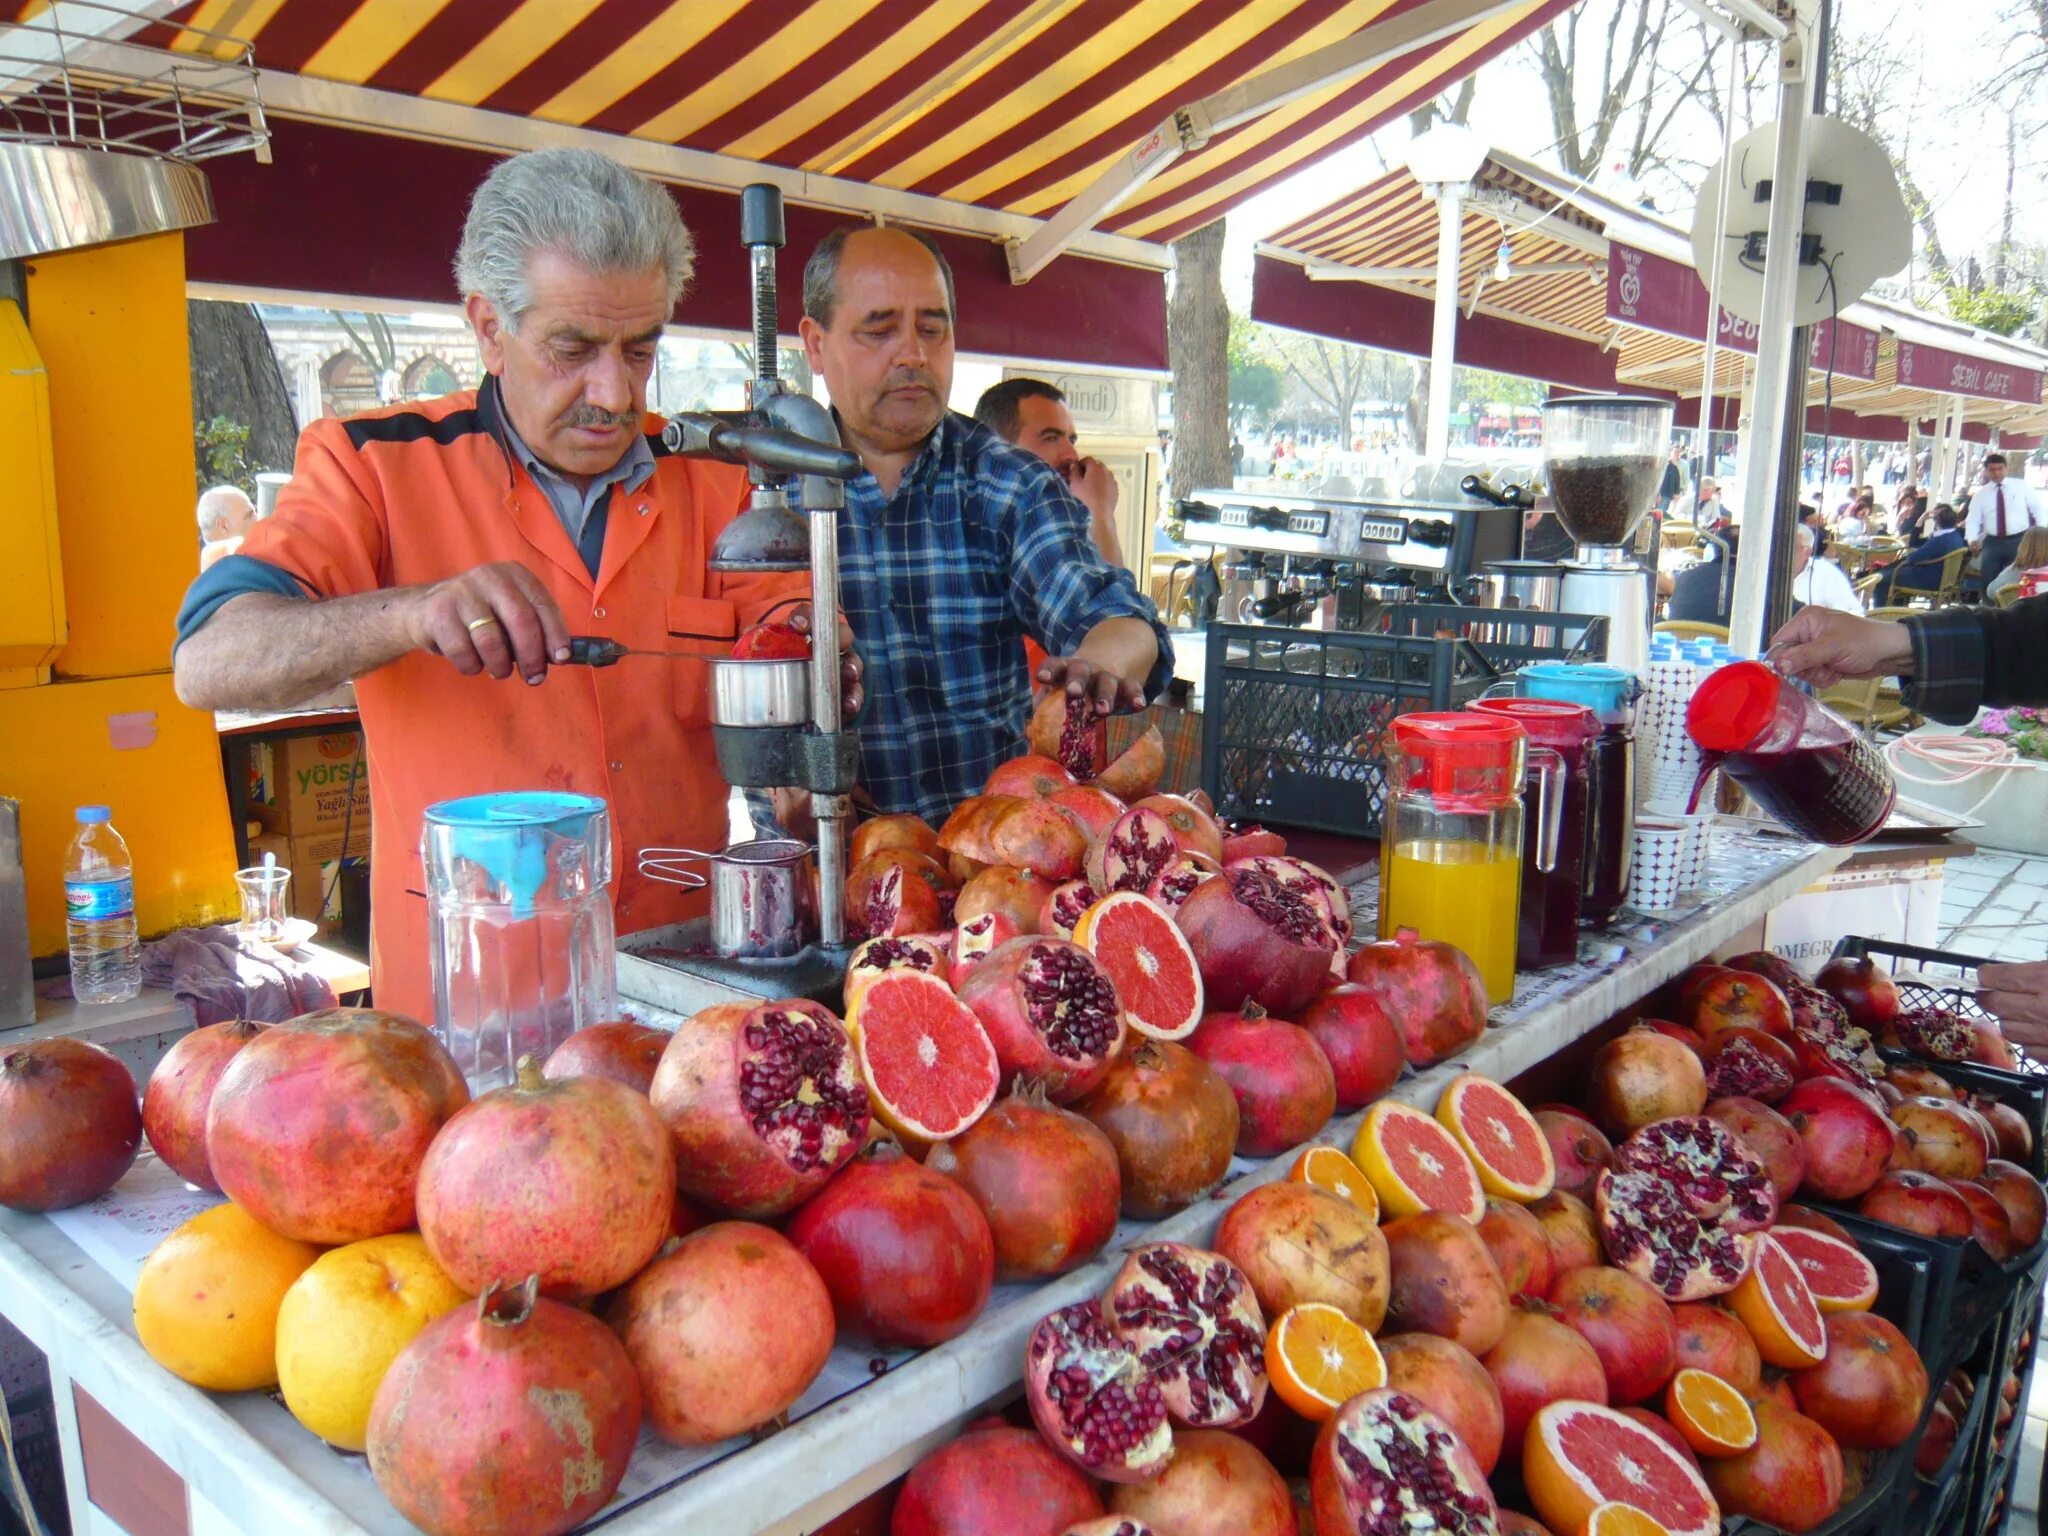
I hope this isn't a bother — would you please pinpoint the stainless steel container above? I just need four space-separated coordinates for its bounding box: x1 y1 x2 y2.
1479 559 1565 613
638 837 817 959
710 657 810 727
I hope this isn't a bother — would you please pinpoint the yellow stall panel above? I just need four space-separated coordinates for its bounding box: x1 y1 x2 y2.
0 300 64 688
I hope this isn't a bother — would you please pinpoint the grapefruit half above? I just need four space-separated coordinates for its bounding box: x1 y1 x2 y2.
1770 1226 1878 1313
1071 892 1203 1041
1726 1232 1828 1368
1352 1100 1486 1223
849 970 1000 1141
1524 1399 1721 1536
1435 1072 1555 1202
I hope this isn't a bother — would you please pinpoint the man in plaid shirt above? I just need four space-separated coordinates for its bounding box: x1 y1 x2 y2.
794 224 1171 824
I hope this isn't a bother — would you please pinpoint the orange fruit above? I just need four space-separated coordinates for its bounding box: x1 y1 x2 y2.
133 1201 322 1391
275 1232 469 1450
1664 1367 1759 1457
1524 1400 1722 1536
1265 1303 1386 1421
1771 1226 1878 1313
1072 892 1204 1042
1436 1072 1555 1202
1727 1233 1827 1368
1352 1100 1485 1223
1289 1145 1381 1222
849 968 1000 1141
1580 1503 1673 1536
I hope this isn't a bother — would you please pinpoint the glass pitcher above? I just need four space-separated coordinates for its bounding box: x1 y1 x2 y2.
1470 698 1597 969
1378 713 1561 1005
1519 662 1639 925
1686 662 1897 845
423 792 617 1092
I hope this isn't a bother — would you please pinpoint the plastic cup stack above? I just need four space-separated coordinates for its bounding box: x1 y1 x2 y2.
1637 640 1715 809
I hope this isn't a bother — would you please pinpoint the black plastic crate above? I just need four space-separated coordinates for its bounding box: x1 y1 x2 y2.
1962 1265 2046 1536
1831 935 2044 1078
1377 603 1612 670
3 1381 66 1536
1906 1317 1998 1535
1875 1049 2048 1183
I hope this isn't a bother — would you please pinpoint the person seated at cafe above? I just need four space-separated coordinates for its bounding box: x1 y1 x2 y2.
1835 494 1870 539
196 484 258 572
973 379 1124 566
1987 525 2048 603
1694 478 1726 528
1666 526 1741 627
1895 487 1930 545
1791 522 1861 614
1873 504 1965 605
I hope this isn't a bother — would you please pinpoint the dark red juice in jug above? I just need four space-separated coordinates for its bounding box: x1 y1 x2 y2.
1582 727 1634 923
1685 662 1896 845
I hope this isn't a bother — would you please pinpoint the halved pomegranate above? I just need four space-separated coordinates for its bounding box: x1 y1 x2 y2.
1103 1243 1267 1429
957 938 1127 1102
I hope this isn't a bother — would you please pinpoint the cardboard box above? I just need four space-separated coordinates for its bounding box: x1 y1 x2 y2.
248 824 369 933
252 731 370 835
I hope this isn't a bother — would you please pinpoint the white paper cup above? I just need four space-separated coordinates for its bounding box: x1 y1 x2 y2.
1642 798 1713 890
1630 818 1691 913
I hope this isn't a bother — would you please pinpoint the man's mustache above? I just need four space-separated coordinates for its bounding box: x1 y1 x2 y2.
557 405 639 429
883 371 939 395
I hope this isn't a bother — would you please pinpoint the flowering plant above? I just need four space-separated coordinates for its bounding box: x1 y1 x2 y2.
1968 707 2048 761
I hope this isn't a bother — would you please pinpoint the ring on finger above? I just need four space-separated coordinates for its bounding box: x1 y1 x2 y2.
467 615 501 633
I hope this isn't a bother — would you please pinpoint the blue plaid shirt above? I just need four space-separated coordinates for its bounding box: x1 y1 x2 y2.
837 412 1171 823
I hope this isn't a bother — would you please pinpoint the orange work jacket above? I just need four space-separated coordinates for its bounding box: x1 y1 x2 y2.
234 382 806 1021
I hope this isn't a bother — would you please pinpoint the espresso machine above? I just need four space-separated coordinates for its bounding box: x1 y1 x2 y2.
1542 395 1674 674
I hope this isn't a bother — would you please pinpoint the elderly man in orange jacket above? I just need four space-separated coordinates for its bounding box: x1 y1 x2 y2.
173 148 849 1019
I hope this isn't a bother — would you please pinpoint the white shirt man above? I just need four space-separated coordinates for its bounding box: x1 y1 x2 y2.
196 484 258 573
1792 524 1861 614
1964 454 2044 580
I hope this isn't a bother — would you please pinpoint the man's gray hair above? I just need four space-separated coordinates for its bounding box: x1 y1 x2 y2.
1795 522 1816 551
196 484 252 536
454 148 695 328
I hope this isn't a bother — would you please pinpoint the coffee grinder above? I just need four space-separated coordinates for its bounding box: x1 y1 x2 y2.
1543 395 1673 673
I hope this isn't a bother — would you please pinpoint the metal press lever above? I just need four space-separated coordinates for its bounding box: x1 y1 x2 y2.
561 637 703 668
662 414 864 481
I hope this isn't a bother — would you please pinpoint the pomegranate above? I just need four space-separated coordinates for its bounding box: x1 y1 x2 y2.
893 1424 1104 1536
1916 1401 1961 1477
1786 986 1884 1089
1701 1400 1845 1532
1299 984 1407 1110
205 1008 468 1244
1143 852 1217 917
1133 793 1225 865
1102 1243 1267 1428
953 865 1050 934
846 934 948 1001
608 1221 833 1444
986 753 1079 798
1891 1096 1991 1180
1889 1007 1975 1063
1858 1168 1973 1238
1672 1302 1762 1393
1109 1428 1293 1536
418 1059 674 1298
1596 1117 1774 1301
1213 1181 1391 1329
851 813 940 865
957 937 1125 1102
1381 1211 1511 1356
1309 1389 1499 1536
1024 1302 1173 1484
948 910 1022 989
1061 1523 1157 1536
1048 784 1127 842
1549 1265 1678 1404
1779 1077 1897 1200
1970 1017 2020 1069
1705 1095 1808 1203
1478 1197 1554 1301
650 999 868 1218
367 1278 640 1536
1229 854 1354 946
1975 1097 2033 1163
1535 1109 1612 1199
542 1019 668 1094
1684 969 1794 1043
1222 825 1287 862
1724 950 1805 992
1072 1040 1239 1219
1814 955 1901 1034
1585 1026 1707 1137
1097 725 1166 802
786 1143 995 1347
848 855 946 937
1378 1332 1506 1475
1343 929 1488 1067
1702 1027 1798 1104
939 795 1019 864
142 1021 260 1192
1175 865 1338 1017
1887 1063 1957 1099
1039 879 1099 940
1947 1178 2020 1261
0 1038 141 1212
1184 1006 1336 1156
1979 1160 2047 1247
1529 1189 1603 1277
925 1088 1121 1280
1481 1305 1609 1452
1753 1371 1799 1413
989 798 1090 881
1087 808 1181 895
1646 1019 1710 1057
1029 688 1108 780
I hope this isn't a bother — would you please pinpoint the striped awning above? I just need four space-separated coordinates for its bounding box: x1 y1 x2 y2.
116 0 1570 250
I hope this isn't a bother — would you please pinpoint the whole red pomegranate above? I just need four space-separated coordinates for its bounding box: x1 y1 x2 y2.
367 1278 641 1536
1948 1179 2020 1261
1379 1331 1506 1475
1705 1095 1808 1203
1814 956 1901 1034
608 1221 833 1445
1185 1006 1336 1157
142 1021 261 1192
1671 1302 1762 1394
1481 1305 1609 1452
416 1059 674 1298
893 1423 1104 1536
1971 1017 2019 1069
1299 984 1407 1109
985 753 1078 799
1858 1168 1973 1239
1535 1109 1612 1199
1916 1401 1961 1477
1585 1027 1707 1137
1700 1400 1844 1532
1724 950 1805 993
951 865 1050 935
786 1143 995 1347
1214 1181 1391 1329
957 937 1126 1102
1110 1429 1293 1536
542 1019 669 1094
1175 865 1338 1017
1979 1159 2048 1248
1529 1189 1603 1277
1975 1098 2034 1163
1702 1027 1798 1105
1024 1302 1173 1484
1381 1211 1510 1357
1049 785 1127 842
988 798 1090 881
650 999 869 1218
1549 1265 1677 1404
0 1037 141 1211
1478 1197 1554 1301
1779 1077 1896 1201
1342 928 1487 1067
1791 1311 1927 1449
1309 1389 1499 1535
1133 793 1226 865
206 1008 468 1244
1684 968 1794 1043
925 1088 1120 1280
1102 1243 1268 1429
1890 1096 1991 1180
1072 1040 1238 1219
1888 1064 1957 1099
1222 825 1287 862
1645 1019 1709 1058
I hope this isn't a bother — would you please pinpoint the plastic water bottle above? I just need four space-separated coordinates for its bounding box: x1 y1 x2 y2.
66 806 140 1004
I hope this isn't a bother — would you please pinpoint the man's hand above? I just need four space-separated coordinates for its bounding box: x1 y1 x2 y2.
1978 961 2048 1049
1036 654 1146 716
1767 607 1915 689
785 604 865 721
410 562 572 685
1067 457 1120 520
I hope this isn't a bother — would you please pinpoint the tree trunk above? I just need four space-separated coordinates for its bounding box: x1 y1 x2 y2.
187 300 300 488
1167 219 1232 501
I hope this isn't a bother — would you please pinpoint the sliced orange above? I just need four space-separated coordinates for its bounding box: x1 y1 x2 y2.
1436 1072 1556 1202
1727 1233 1827 1369
1771 1227 1879 1313
1289 1145 1381 1222
1265 1303 1386 1421
1352 1100 1486 1223
1664 1367 1759 1457
1580 1503 1673 1536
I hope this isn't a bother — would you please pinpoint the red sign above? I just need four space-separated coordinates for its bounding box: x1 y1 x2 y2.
1811 318 1879 382
1896 339 2042 405
1606 241 1878 381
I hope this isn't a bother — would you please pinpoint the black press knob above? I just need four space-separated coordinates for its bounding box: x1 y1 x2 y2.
1409 519 1454 548
1251 506 1293 531
741 183 785 248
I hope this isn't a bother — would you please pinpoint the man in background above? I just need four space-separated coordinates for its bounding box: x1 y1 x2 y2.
196 484 258 572
1875 504 1966 605
973 378 1124 566
1965 453 2043 584
1791 522 1861 614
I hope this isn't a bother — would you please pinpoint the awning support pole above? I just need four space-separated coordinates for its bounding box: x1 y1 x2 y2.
1695 30 1744 492
1427 182 1466 463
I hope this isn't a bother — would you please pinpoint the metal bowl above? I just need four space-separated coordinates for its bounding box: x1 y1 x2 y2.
710 657 810 727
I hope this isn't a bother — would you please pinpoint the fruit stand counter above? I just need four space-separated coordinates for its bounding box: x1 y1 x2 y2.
0 825 1847 1536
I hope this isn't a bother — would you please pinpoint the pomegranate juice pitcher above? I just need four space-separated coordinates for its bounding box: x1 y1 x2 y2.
1685 662 1896 845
